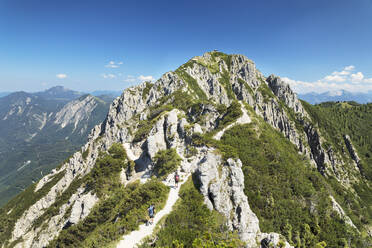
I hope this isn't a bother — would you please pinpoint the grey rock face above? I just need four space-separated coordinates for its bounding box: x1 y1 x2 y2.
304 123 346 178
196 156 260 247
329 195 357 229
54 95 97 131
196 155 293 248
266 75 305 114
343 134 362 173
264 74 352 181
304 124 328 174
68 191 98 225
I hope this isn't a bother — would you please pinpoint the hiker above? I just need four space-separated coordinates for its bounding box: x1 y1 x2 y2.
147 204 155 225
260 237 270 248
174 171 180 188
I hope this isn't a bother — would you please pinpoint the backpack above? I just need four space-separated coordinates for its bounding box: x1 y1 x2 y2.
148 205 154 215
175 174 180 182
260 238 270 248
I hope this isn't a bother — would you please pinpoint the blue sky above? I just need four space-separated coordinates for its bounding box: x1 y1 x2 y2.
0 0 371 93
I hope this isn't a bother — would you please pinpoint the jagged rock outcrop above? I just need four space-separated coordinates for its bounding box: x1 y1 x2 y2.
196 155 293 248
329 196 357 229
13 187 98 248
266 75 305 114
68 191 98 225
265 75 352 180
343 134 363 173
10 150 96 243
196 156 260 246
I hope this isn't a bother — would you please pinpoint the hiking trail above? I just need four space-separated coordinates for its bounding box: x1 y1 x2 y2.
117 174 189 248
214 101 251 140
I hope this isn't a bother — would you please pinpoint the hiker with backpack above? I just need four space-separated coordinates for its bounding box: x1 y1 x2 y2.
147 204 155 225
174 171 180 188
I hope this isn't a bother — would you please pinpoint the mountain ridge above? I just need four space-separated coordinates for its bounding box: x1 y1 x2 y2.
0 51 371 248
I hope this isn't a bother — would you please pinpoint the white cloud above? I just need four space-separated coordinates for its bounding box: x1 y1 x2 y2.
344 65 355 71
138 75 154 82
102 73 116 79
56 74 67 79
282 65 372 94
324 74 346 82
123 75 136 83
364 78 372 83
350 72 364 83
105 60 123 68
322 65 357 83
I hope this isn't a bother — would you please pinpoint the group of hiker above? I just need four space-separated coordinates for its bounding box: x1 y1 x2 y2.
147 171 180 225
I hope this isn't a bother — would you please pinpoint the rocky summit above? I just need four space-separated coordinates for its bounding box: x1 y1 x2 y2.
0 51 371 248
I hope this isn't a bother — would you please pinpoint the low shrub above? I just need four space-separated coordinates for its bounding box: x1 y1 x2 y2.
153 149 182 179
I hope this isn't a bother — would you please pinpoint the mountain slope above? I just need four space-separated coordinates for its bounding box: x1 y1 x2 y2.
0 52 371 248
0 89 113 206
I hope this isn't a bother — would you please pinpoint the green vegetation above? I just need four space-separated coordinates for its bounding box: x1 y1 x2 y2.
32 175 86 230
219 69 235 100
218 101 242 128
257 79 275 103
86 143 127 197
191 100 242 143
237 78 254 97
214 122 366 247
180 52 232 75
0 93 111 207
133 104 174 143
191 114 368 247
13 143 128 240
153 149 182 179
3 53 372 248
142 82 154 101
143 177 245 248
301 101 372 236
175 69 207 100
210 51 232 71
133 88 207 143
303 101 372 180
82 148 89 160
133 119 156 143
167 90 196 113
46 143 169 247
201 51 232 74
0 170 65 247
48 180 169 248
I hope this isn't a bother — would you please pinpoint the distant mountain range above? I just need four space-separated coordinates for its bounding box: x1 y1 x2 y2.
0 86 117 206
0 87 122 100
298 90 372 104
0 92 11 98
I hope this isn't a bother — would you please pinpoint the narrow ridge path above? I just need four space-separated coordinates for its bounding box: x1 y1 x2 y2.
117 175 189 248
214 101 251 140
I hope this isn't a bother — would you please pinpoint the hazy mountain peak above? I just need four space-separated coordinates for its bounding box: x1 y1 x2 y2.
35 86 83 101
